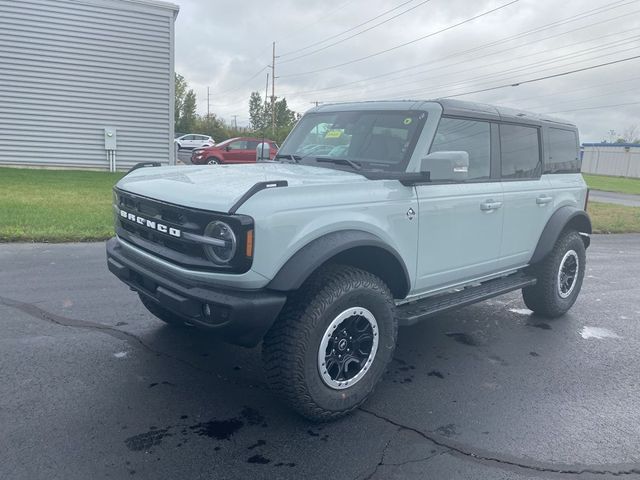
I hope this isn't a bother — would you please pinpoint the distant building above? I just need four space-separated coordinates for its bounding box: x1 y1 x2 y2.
0 0 179 171
581 143 640 178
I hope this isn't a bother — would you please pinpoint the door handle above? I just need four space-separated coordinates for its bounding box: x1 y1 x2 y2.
536 195 553 205
480 200 503 211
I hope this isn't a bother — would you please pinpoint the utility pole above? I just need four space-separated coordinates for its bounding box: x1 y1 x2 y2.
232 115 238 129
206 86 210 118
310 101 323 107
271 41 276 134
263 73 269 134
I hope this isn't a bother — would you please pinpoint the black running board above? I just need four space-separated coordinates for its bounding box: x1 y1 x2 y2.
396 273 536 326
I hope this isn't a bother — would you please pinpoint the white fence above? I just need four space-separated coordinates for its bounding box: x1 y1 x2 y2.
581 144 640 178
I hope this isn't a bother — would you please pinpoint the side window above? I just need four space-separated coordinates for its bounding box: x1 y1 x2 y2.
246 140 259 149
429 118 490 180
228 140 248 150
184 135 195 140
546 128 579 173
500 124 541 179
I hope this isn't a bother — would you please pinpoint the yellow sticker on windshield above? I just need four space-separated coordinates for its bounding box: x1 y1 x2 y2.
403 117 413 125
324 129 343 138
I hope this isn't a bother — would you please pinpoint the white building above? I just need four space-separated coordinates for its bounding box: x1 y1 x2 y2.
581 143 640 178
0 0 179 171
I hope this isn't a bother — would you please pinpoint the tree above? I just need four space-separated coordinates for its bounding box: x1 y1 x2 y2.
194 114 228 142
180 90 197 133
274 98 297 129
249 91 267 131
612 125 640 144
174 73 197 133
174 73 187 131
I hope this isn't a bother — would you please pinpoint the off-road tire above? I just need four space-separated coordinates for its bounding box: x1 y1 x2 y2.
522 230 586 318
262 264 397 421
138 293 188 327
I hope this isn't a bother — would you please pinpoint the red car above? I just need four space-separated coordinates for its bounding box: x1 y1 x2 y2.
191 137 278 165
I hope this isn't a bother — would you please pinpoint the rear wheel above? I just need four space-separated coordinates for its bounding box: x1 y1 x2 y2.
262 265 397 421
138 293 188 327
522 230 586 318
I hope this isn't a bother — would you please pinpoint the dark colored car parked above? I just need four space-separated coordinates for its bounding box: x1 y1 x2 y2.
191 137 278 165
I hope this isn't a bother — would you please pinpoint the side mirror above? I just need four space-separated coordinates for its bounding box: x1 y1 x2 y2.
421 151 469 181
225 145 231 152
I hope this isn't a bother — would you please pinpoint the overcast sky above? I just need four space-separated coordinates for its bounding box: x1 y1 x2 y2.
173 0 640 142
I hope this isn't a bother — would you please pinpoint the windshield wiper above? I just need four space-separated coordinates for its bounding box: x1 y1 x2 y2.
315 157 362 170
274 153 302 163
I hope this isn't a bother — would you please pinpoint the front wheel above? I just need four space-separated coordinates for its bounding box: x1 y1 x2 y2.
522 230 586 318
206 157 220 165
262 265 397 421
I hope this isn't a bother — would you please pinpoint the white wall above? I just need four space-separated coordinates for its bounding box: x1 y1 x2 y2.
0 0 178 171
581 145 640 178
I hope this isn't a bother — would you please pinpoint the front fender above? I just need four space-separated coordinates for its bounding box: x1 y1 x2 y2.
267 230 411 296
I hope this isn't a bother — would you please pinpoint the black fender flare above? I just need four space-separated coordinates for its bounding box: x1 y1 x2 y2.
529 206 592 264
267 230 411 298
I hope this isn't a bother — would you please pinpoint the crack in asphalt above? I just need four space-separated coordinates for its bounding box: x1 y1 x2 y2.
359 407 640 477
360 428 397 480
0 295 267 391
359 427 444 480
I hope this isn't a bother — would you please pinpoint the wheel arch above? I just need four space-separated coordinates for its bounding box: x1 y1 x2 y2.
529 206 592 265
267 230 411 299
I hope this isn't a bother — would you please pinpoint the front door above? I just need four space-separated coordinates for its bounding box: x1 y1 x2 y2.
414 117 503 293
225 140 249 163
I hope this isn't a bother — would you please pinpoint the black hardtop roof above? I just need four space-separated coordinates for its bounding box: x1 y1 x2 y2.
435 98 576 128
313 98 576 129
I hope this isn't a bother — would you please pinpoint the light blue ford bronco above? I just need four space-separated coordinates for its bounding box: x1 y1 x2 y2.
107 99 591 420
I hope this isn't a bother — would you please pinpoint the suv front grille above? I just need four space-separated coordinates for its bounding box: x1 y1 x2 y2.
114 189 221 270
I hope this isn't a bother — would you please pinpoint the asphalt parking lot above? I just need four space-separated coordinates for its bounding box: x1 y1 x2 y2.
1 235 639 480
176 148 195 164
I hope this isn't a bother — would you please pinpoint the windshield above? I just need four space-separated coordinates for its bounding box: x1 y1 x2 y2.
277 110 427 172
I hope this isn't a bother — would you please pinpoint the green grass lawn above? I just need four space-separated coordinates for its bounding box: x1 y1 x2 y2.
0 167 124 242
583 174 640 196
588 202 640 233
1 167 639 242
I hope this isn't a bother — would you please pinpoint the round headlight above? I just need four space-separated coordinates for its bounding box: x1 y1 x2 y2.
203 221 236 264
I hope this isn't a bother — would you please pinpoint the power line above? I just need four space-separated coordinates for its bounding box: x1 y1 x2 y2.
211 65 269 97
358 33 640 99
544 101 640 114
512 75 640 106
315 36 640 104
279 0 636 96
278 0 520 78
271 0 360 50
278 0 433 64
279 0 416 57
441 54 640 99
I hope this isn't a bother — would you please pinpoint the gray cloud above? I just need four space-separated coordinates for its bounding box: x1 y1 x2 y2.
174 0 640 141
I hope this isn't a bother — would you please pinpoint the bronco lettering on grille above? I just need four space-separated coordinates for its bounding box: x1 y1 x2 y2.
119 209 181 237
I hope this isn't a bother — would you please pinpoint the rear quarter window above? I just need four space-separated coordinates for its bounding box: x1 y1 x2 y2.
546 128 580 174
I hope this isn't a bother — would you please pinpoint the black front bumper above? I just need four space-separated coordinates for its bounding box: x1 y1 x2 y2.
106 237 287 347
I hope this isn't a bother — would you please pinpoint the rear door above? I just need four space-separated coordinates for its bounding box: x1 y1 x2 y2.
414 117 504 293
497 123 554 269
